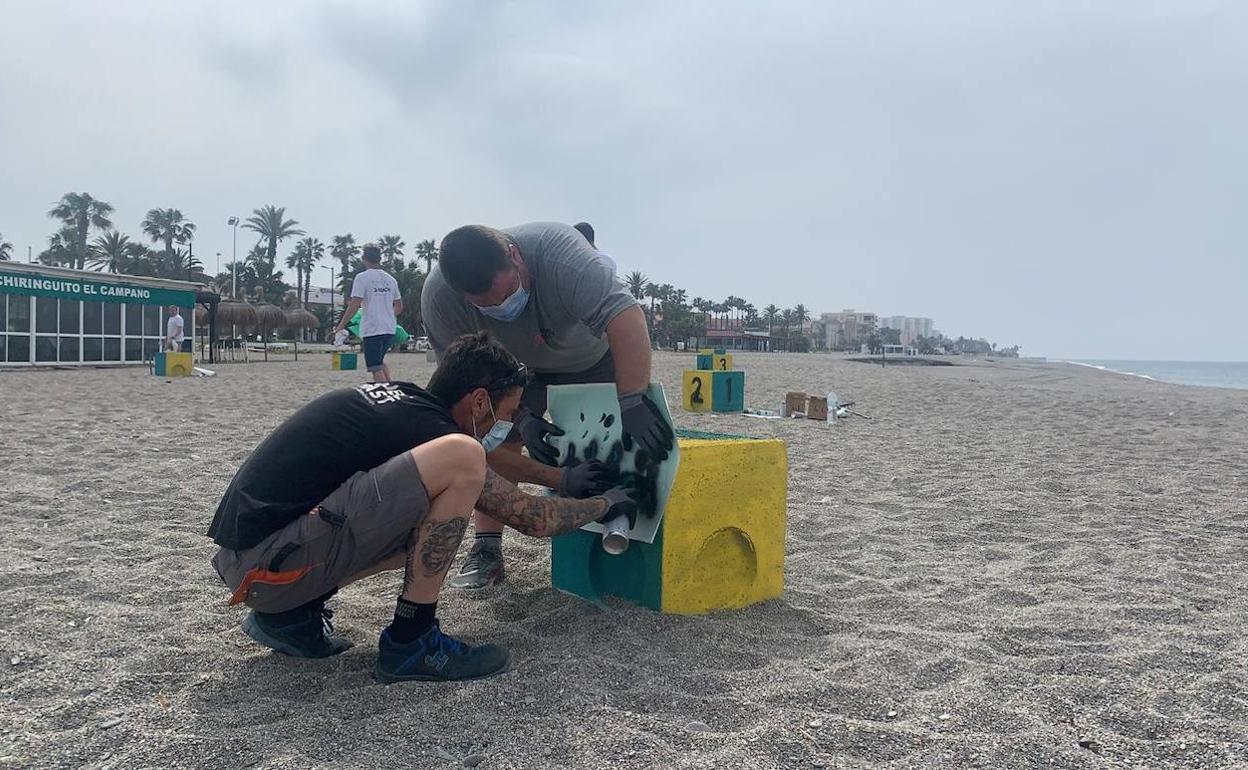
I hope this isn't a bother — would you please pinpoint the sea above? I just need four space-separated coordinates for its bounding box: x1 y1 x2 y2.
1066 360 1248 390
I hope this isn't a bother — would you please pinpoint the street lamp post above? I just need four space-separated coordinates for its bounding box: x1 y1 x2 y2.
226 216 240 347
322 266 336 314
226 216 239 299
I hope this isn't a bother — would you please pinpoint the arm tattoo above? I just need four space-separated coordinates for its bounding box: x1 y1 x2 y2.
476 469 606 538
418 517 468 578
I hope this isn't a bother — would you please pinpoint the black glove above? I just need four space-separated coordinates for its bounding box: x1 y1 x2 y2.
599 487 640 529
517 409 564 466
618 391 675 463
558 460 619 499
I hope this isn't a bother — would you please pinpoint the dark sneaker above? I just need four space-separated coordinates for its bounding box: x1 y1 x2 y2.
375 621 512 683
242 604 354 659
447 544 504 590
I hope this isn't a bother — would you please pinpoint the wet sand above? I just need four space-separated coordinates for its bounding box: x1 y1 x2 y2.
3 351 1247 769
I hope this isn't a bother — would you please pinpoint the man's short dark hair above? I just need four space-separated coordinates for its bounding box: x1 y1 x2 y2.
362 244 381 264
438 226 512 294
573 222 595 244
427 332 527 407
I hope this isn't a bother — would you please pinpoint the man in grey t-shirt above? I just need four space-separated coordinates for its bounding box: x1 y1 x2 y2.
422 222 674 589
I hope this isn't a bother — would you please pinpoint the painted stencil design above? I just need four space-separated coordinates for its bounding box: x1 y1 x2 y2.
546 383 680 545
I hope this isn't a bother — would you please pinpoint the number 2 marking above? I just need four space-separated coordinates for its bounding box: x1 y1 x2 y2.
691 376 704 404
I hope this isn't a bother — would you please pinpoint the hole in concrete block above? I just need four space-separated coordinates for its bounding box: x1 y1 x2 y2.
697 527 758 589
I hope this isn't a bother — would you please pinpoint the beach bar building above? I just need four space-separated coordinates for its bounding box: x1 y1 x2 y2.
0 262 203 367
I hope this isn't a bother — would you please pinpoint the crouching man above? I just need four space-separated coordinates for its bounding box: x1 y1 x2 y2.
206 332 632 683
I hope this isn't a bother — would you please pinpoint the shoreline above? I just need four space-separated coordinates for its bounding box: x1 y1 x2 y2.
1050 358 1248 392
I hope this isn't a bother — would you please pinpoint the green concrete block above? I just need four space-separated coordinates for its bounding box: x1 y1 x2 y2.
551 525 664 611
710 370 745 412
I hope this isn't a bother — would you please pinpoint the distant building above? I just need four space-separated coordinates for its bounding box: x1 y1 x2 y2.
819 309 878 350
878 315 934 345
305 286 337 307
703 318 771 351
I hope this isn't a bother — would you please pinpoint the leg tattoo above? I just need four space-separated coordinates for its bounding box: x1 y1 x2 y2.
419 517 469 577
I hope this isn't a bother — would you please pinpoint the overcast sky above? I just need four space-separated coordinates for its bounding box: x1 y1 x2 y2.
2 1 1245 360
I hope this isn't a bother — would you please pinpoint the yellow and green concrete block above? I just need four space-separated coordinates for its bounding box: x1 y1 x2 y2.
551 433 787 614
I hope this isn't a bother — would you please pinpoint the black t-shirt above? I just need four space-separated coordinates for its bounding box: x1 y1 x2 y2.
208 382 460 550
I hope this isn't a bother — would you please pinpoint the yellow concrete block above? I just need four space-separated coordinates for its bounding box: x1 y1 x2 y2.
682 370 713 413
660 438 787 614
155 351 192 377
712 353 733 371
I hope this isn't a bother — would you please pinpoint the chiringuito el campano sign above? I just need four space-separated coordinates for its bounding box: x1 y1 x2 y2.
0 271 194 305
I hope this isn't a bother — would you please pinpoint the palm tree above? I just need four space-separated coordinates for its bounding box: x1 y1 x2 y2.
415 239 439 274
763 304 780 340
330 234 359 294
644 282 662 325
243 244 288 302
287 237 324 307
89 231 141 272
0 234 11 261
780 309 795 352
244 205 304 264
48 192 114 269
792 303 811 349
140 208 196 264
38 226 79 266
377 235 406 269
157 248 203 280
744 303 759 327
624 271 649 301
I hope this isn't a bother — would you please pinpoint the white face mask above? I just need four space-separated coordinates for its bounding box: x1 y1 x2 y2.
475 285 529 322
473 399 514 452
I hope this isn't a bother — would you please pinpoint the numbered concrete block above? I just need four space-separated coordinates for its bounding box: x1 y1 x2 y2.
682 369 713 413
696 353 714 370
710 370 745 413
712 353 733 371
698 348 715 355
682 369 745 413
332 351 358 371
551 435 787 614
154 351 192 377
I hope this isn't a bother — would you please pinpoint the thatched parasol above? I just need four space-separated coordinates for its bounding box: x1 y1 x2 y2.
253 303 288 361
282 308 320 331
282 308 321 360
253 303 286 331
216 300 258 329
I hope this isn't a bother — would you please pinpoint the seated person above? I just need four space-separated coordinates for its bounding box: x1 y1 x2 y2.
207 332 630 683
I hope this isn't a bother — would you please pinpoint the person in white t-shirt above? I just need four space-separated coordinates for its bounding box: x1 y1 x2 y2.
573 222 617 273
165 305 185 352
332 244 403 382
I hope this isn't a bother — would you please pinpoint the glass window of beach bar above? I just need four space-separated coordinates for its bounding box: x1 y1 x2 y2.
0 265 199 366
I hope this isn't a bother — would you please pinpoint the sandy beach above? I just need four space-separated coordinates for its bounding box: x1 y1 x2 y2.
3 351 1247 770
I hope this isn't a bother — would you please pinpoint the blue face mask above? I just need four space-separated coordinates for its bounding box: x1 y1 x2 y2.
474 400 514 453
476 285 530 322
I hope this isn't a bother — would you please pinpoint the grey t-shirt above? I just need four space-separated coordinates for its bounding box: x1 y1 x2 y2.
422 222 638 374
